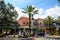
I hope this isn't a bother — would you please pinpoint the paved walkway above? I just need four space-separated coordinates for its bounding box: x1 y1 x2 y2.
0 36 60 40
35 37 45 40
0 37 45 40
0 37 32 40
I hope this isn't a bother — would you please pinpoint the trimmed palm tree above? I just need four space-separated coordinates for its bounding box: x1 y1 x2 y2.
22 5 38 29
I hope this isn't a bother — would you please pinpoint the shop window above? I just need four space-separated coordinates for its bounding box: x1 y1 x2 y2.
23 22 28 25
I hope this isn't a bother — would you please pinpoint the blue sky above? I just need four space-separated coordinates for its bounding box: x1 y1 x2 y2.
4 0 60 20
5 0 60 9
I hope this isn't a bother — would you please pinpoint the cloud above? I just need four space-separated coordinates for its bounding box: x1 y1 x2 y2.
15 7 44 20
15 5 60 20
33 14 39 19
34 8 44 19
13 0 19 1
45 5 60 18
34 5 60 19
38 8 44 15
15 7 28 20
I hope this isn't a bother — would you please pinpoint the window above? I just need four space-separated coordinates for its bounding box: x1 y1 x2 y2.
26 22 28 25
23 22 28 25
23 22 25 24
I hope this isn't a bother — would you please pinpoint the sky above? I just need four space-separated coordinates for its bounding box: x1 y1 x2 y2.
4 0 60 20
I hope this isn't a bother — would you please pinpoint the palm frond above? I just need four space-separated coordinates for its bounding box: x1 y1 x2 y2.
34 10 38 14
22 5 38 15
22 11 27 13
8 3 14 9
58 0 60 3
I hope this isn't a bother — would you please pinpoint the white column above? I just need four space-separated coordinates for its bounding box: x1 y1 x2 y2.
18 30 21 36
31 29 33 34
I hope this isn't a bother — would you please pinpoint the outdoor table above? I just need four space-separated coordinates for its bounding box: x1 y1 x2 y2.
45 35 60 40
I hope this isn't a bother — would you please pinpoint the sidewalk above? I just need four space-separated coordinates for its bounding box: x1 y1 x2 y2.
35 35 60 40
35 37 45 40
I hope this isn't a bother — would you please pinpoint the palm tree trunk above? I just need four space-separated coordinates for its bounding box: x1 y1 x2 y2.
48 22 51 35
29 14 31 35
29 14 31 28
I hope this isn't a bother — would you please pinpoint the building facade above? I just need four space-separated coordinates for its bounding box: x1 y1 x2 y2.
18 17 44 28
18 17 29 28
18 17 44 37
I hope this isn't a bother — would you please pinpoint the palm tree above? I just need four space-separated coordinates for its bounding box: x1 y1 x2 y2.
22 5 38 29
55 16 60 26
43 16 54 34
44 16 54 26
58 0 60 3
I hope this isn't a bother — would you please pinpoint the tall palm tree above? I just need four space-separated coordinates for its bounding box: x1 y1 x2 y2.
22 5 38 29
